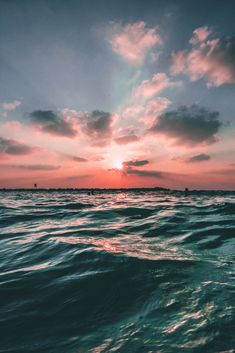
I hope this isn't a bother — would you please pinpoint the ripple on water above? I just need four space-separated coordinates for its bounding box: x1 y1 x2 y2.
0 190 234 353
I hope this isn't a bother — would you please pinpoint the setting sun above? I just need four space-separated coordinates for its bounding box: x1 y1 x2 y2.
114 160 123 170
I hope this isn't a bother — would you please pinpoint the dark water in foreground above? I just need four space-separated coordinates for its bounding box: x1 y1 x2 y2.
0 190 234 353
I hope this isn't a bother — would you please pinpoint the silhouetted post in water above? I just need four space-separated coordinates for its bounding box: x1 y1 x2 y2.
34 183 37 189
185 187 189 196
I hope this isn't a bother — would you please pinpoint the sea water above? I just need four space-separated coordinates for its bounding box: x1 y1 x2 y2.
0 190 234 353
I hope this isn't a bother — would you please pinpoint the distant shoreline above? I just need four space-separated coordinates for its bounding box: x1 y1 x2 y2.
0 187 234 192
0 187 169 192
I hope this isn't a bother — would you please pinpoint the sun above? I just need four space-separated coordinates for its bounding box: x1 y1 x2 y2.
114 160 123 170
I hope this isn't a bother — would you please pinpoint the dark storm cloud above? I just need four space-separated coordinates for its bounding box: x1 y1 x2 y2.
0 137 35 155
123 159 149 167
149 105 222 145
80 110 113 146
114 134 140 145
186 153 211 163
29 110 77 138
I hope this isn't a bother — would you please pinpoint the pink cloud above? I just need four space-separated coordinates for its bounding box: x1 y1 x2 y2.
2 120 23 130
171 29 235 87
61 108 81 122
115 134 140 145
111 21 162 65
170 50 188 75
121 97 171 128
2 100 21 111
133 73 181 100
121 105 145 119
140 97 172 126
189 26 211 45
113 125 141 145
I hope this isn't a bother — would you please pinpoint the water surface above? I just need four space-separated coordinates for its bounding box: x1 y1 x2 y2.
0 190 234 353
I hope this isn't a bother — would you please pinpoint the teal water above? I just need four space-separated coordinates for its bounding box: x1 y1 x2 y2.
0 190 234 353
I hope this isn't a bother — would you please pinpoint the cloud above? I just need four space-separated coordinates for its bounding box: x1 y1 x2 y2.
114 134 140 145
125 168 165 178
212 168 235 176
59 108 115 146
66 174 94 181
148 104 222 146
107 158 150 172
133 73 181 100
72 156 88 162
80 110 114 146
29 110 77 138
111 21 162 65
121 97 172 129
61 153 88 163
186 153 211 163
111 158 165 179
189 26 211 45
121 105 145 119
140 97 172 126
120 78 173 130
0 112 8 119
91 155 105 162
0 137 35 155
123 159 149 167
171 28 235 86
2 100 21 111
1 164 61 171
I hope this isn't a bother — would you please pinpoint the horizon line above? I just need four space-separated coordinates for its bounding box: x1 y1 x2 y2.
0 187 234 192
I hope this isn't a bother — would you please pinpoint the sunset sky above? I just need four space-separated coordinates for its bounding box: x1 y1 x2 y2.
0 0 234 189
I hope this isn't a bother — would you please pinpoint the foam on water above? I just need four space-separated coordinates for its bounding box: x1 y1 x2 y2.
0 190 234 353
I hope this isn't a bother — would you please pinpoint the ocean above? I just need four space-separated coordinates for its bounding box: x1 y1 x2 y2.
0 190 234 353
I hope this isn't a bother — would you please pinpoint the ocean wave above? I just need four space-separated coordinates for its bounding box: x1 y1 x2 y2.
0 191 234 353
